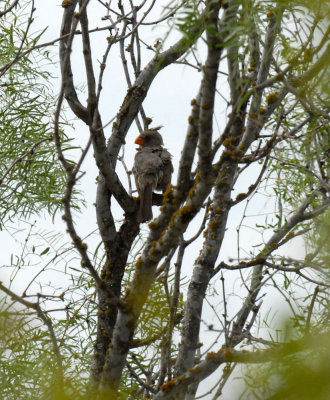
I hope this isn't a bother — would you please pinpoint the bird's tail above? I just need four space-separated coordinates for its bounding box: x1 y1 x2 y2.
138 183 153 222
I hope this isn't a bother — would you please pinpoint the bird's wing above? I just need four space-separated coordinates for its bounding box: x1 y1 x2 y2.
161 148 174 172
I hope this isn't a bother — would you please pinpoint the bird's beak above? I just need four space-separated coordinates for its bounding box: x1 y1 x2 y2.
135 136 144 145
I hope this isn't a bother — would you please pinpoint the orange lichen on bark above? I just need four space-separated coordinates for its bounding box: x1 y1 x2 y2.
209 219 220 230
266 92 278 104
206 351 217 360
224 347 233 357
180 205 192 215
135 257 142 269
219 170 226 179
131 338 141 346
62 0 71 7
235 193 246 202
172 205 192 221
249 112 258 119
223 150 237 160
149 241 159 255
160 379 176 392
160 374 185 392
223 136 239 148
148 221 158 229
163 184 173 203
188 173 200 198
188 366 201 373
283 231 295 241
256 256 266 263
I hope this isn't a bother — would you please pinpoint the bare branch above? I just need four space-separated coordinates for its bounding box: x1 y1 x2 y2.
153 333 330 399
0 0 20 18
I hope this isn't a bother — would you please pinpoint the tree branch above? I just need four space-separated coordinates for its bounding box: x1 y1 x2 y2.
152 332 330 399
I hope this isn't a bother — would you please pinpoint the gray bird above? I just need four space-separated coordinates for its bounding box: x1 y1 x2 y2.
133 128 173 222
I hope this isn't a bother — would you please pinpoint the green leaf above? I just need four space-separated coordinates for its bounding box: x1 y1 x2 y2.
39 247 50 256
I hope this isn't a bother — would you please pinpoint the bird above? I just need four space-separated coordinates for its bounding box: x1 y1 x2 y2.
133 128 173 222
